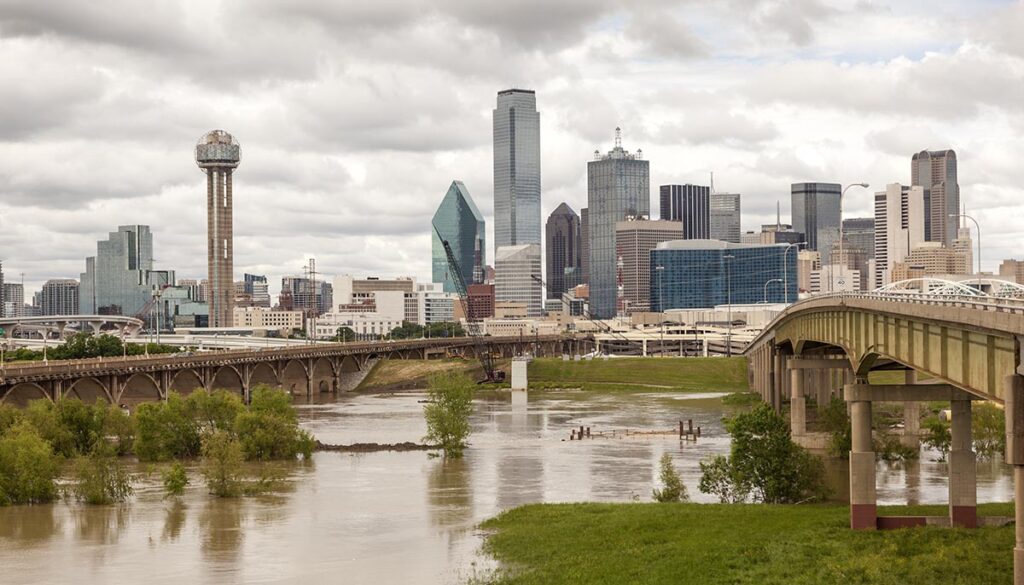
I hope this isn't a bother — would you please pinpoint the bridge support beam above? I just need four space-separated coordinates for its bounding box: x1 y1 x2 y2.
948 398 976 528
1004 373 1024 585
849 391 876 530
901 370 920 450
789 366 805 437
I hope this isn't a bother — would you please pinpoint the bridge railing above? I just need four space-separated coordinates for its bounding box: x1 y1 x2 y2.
744 291 1024 354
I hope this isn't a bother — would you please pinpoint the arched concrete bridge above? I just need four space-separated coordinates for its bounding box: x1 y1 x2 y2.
0 334 588 408
746 292 1024 579
0 315 144 339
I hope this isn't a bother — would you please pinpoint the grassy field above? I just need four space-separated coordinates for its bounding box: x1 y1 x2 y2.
525 356 748 393
478 503 1013 585
355 358 486 391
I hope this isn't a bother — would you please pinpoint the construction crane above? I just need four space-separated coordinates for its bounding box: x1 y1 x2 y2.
529 274 633 346
433 227 505 383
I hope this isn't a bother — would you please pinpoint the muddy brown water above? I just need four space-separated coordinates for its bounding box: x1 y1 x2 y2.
0 390 1013 584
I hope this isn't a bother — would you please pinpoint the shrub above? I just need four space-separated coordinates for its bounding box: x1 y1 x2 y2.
922 417 951 461
0 421 60 505
875 427 918 462
134 393 202 461
22 400 77 457
423 372 475 458
652 453 689 502
698 403 828 504
973 402 1005 459
162 461 189 497
819 397 852 458
72 445 134 505
188 390 244 435
234 386 314 461
201 431 244 497
0 404 22 436
721 392 760 407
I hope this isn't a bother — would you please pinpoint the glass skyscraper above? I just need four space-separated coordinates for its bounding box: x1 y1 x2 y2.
791 182 841 264
587 129 649 318
493 89 541 249
649 240 797 310
660 184 709 239
545 203 581 301
710 193 742 243
79 225 175 317
432 181 485 293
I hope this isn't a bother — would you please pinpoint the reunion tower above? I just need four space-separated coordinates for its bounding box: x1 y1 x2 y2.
195 130 240 328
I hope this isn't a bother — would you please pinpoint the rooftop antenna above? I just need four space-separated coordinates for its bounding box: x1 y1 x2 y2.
776 201 781 230
710 171 715 194
614 126 622 149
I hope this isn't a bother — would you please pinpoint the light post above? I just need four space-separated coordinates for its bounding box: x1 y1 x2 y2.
782 242 806 304
950 213 982 276
723 254 734 357
763 278 783 303
832 182 870 293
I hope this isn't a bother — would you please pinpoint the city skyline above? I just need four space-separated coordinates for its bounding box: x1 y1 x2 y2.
0 2 1021 296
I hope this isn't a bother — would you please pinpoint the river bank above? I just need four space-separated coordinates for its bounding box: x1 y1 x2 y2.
478 502 1015 584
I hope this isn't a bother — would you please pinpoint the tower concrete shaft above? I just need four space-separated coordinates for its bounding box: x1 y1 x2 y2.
196 130 240 328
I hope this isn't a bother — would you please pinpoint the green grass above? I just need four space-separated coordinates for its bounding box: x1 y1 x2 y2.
479 503 1013 585
526 357 748 393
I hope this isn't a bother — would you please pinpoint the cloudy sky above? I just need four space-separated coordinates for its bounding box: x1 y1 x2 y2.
1 0 1022 298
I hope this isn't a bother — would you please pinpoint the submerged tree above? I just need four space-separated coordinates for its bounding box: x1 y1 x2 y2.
423 372 475 458
652 452 689 503
699 403 828 504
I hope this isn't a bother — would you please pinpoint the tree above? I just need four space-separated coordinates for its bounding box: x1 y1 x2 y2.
188 390 244 436
201 430 244 497
134 393 202 461
819 397 852 458
72 445 133 505
423 372 475 457
332 327 357 342
162 461 189 497
388 321 424 340
234 386 314 461
698 403 828 504
652 452 689 502
973 402 1005 459
0 421 60 505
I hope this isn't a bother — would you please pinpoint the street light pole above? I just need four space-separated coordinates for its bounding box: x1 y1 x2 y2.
763 278 783 303
723 254 734 358
782 241 806 304
951 213 982 276
834 182 870 293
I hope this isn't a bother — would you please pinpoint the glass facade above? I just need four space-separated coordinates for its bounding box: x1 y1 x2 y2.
710 193 741 243
791 182 841 264
649 240 797 310
494 243 542 316
493 89 541 249
79 225 175 318
545 202 581 300
432 181 485 293
587 138 650 318
659 184 709 238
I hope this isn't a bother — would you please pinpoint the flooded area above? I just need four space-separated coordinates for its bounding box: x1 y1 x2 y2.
0 389 1014 584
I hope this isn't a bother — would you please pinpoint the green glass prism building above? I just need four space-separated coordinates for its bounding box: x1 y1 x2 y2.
432 181 485 293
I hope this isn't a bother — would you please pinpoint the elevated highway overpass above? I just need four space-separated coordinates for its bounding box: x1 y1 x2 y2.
746 292 1024 578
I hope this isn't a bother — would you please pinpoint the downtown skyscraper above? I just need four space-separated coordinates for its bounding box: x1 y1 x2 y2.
432 180 486 293
587 128 650 319
545 203 581 301
912 149 959 248
493 89 541 249
791 182 841 264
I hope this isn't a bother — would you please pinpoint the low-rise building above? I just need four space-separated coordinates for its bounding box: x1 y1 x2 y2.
233 306 304 333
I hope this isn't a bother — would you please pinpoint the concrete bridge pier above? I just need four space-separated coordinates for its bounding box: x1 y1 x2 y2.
949 397 977 528
848 381 876 530
901 370 921 450
789 365 805 437
1004 373 1024 584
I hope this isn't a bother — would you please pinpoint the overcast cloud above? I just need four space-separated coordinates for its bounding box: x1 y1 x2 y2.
0 0 1022 297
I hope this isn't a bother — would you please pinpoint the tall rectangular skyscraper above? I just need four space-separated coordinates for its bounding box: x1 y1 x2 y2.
660 184 709 239
874 183 925 286
710 192 741 243
545 203 581 300
79 225 174 317
493 89 541 250
587 129 650 319
791 182 841 264
494 244 542 317
912 149 959 247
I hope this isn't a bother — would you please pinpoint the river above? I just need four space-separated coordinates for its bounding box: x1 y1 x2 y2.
0 389 1014 584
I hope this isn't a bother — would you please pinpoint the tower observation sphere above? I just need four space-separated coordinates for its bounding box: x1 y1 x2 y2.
196 129 240 328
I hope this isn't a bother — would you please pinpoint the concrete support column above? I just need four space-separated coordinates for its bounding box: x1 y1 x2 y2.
816 369 831 411
1006 374 1024 584
902 370 920 450
772 353 784 413
849 395 876 530
947 398 977 528
790 367 805 436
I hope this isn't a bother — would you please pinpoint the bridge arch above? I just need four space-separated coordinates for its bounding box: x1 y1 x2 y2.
339 355 361 373
1 382 49 406
211 366 245 396
120 373 162 406
248 362 279 389
170 369 205 395
311 357 335 394
280 359 308 396
65 377 112 404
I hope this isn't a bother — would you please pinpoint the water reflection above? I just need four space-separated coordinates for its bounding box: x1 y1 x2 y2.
74 504 130 545
162 500 187 543
427 456 473 529
198 498 246 568
0 504 60 544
